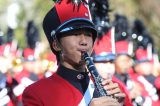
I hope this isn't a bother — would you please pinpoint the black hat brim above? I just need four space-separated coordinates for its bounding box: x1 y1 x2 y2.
93 53 116 62
54 18 97 41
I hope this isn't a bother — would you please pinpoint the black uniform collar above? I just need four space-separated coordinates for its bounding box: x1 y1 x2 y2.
57 64 89 82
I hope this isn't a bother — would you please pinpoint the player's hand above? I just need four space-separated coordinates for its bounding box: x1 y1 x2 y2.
89 96 122 106
102 79 126 104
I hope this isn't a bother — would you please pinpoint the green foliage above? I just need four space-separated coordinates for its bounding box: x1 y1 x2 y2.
15 0 53 48
15 26 26 49
0 0 8 9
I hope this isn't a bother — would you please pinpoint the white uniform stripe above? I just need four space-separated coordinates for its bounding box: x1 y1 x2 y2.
78 79 95 106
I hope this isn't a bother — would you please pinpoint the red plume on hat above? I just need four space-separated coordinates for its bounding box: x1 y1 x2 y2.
52 0 87 6
43 0 97 55
93 27 116 62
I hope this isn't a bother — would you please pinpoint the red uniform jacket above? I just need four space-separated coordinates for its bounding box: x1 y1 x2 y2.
22 65 94 106
23 65 132 106
23 74 83 106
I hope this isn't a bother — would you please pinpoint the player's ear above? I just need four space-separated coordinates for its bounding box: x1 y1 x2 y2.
52 40 61 51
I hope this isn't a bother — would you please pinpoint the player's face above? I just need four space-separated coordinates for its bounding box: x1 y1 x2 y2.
135 62 153 75
59 29 94 71
115 55 133 74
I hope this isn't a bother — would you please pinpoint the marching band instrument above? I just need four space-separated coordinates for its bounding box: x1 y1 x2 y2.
82 52 109 97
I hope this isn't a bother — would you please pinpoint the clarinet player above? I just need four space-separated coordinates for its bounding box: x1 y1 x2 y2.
22 0 125 105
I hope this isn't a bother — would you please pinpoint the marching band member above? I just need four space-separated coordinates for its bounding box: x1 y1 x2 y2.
22 0 125 106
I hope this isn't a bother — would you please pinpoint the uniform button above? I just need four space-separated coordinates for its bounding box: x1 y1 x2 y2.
77 74 84 80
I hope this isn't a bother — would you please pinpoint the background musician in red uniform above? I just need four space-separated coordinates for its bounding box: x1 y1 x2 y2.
92 28 132 106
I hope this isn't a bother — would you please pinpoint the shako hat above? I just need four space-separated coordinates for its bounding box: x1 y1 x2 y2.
43 0 97 54
93 27 116 62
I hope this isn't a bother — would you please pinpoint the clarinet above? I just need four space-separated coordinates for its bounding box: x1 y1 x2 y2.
83 52 109 97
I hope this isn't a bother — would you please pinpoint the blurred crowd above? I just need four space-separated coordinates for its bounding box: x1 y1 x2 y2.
0 0 160 106
0 20 58 106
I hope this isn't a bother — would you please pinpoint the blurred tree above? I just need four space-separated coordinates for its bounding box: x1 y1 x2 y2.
16 0 53 49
